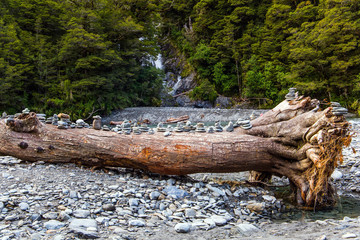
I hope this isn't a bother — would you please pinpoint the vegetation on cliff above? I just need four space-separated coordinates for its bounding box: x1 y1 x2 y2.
1 0 360 116
0 0 163 118
159 0 360 110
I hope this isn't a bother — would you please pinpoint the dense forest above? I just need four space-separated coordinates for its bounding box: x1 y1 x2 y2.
1 0 360 118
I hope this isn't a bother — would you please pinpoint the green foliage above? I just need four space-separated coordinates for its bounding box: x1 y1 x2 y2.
158 0 360 108
0 0 163 118
189 79 218 103
1 0 360 114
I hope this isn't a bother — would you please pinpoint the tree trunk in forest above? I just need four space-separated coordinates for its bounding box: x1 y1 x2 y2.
0 96 351 209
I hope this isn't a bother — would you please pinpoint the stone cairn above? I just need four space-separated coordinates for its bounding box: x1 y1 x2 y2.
36 114 46 123
140 123 149 132
174 122 184 132
22 108 30 114
52 114 59 126
184 121 194 132
93 115 102 130
234 118 252 130
224 121 234 132
207 126 215 133
214 121 223 132
195 123 206 133
285 87 297 101
1 109 265 136
133 122 142 135
157 123 166 132
331 102 348 116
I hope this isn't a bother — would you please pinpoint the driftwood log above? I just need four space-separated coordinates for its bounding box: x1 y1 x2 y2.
166 115 190 123
0 96 351 209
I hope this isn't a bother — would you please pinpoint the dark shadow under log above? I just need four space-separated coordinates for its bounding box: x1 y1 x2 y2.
0 96 351 209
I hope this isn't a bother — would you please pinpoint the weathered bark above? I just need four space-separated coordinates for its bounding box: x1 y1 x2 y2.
166 115 190 123
0 97 351 209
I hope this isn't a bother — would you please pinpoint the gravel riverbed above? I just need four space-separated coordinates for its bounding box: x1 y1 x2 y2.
0 120 360 240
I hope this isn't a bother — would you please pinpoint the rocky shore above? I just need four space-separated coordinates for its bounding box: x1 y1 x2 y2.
0 120 359 240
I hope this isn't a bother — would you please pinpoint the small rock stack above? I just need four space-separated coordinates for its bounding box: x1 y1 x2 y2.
174 122 184 132
207 126 215 133
285 87 297 101
331 102 348 116
102 125 110 131
224 121 234 132
183 121 193 132
76 119 86 129
93 115 102 130
140 123 149 132
22 108 30 114
52 114 59 126
214 122 223 132
195 123 206 133
235 118 252 130
122 120 132 134
157 122 166 132
58 113 70 129
36 114 46 123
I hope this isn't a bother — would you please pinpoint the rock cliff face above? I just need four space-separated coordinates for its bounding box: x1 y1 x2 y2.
160 41 198 107
159 41 234 109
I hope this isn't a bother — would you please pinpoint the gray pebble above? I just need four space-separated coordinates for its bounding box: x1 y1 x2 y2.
30 233 43 240
73 209 91 218
129 198 139 207
69 219 98 238
129 219 145 227
44 220 65 230
342 233 357 239
174 222 191 233
150 191 161 200
185 209 196 218
236 223 260 236
19 202 29 211
69 190 78 199
103 203 116 211
53 235 66 240
211 215 228 226
42 212 58 220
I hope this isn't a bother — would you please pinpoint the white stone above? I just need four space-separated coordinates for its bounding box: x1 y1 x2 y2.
19 202 29 211
69 219 97 229
44 220 65 230
204 218 216 229
331 169 343 180
174 223 191 233
129 198 139 207
262 195 276 203
69 219 98 238
128 220 145 227
185 208 196 218
206 184 225 197
73 209 90 218
342 233 357 239
315 235 327 240
315 220 327 226
237 223 260 236
211 215 227 226
150 191 161 200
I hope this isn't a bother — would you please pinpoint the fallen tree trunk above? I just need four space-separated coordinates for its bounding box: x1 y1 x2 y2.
0 96 351 209
166 115 190 123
